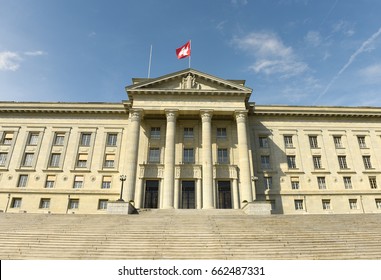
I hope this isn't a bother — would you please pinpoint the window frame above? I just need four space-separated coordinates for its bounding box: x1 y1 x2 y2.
309 136 319 148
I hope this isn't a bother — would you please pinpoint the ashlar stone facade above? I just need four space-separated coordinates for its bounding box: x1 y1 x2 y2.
1 69 381 214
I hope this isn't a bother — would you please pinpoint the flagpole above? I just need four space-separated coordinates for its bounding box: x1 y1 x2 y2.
188 40 191 68
148 44 153 78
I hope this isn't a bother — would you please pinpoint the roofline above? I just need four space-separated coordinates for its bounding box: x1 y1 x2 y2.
125 68 252 92
251 103 381 117
0 101 131 114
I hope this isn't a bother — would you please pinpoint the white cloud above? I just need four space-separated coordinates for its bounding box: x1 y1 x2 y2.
0 51 22 71
24 50 46 56
231 0 247 5
315 26 381 104
305 31 321 47
358 64 381 83
232 32 308 78
332 20 355 37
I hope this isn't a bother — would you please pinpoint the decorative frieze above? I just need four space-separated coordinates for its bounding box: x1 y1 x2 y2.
175 165 202 179
139 164 164 178
213 165 238 179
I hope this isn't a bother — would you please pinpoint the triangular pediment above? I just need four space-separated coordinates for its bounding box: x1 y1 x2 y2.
126 68 251 92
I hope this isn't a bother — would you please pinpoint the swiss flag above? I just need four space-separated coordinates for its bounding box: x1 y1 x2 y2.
176 41 191 59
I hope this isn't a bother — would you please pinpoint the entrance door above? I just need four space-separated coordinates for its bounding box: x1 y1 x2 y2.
181 181 195 209
144 180 159 208
217 181 232 209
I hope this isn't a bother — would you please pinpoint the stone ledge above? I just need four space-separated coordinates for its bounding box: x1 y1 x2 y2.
107 201 138 215
242 201 272 215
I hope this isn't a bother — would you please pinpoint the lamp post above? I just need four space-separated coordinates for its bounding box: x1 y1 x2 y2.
4 193 10 213
118 175 127 202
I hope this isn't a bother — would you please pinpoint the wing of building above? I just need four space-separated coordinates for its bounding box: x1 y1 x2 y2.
1 68 381 214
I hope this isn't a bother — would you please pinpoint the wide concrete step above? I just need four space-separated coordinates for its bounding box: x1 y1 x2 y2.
1 211 381 259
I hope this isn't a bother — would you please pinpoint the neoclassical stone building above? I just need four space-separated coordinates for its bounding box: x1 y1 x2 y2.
1 68 381 214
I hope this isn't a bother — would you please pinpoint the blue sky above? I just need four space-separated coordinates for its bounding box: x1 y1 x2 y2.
1 0 381 106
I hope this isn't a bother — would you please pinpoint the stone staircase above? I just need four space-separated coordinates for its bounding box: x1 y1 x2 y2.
0 210 381 259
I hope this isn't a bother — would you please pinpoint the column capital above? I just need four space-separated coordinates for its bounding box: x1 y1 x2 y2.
129 109 143 122
200 110 214 122
235 110 248 124
165 109 178 122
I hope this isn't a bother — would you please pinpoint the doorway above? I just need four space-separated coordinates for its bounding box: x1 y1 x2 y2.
217 181 232 209
181 180 195 209
144 180 159 208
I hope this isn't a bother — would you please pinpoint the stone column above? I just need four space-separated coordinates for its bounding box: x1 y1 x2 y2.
174 178 180 209
125 109 143 202
232 178 239 209
162 110 178 209
235 110 254 203
201 110 214 209
196 178 202 209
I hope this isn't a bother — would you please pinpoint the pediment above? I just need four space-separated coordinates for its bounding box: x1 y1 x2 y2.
126 68 251 92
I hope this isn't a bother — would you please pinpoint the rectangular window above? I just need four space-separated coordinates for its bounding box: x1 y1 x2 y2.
49 153 61 167
363 156 372 169
150 127 160 139
322 199 331 210
217 128 227 138
183 148 195 164
334 136 343 148
28 133 39 145
76 153 88 168
98 199 108 210
369 177 377 189
148 148 160 163
11 198 22 208
184 128 194 138
264 177 272 190
261 155 271 169
104 154 115 168
39 198 50 209
45 175 56 188
106 133 117 146
68 199 79 209
17 175 28 188
53 133 65 146
0 152 7 166
291 177 300 190
217 148 229 164
22 153 34 167
349 199 358 210
259 136 269 148
313 156 322 169
338 156 348 169
2 132 14 145
376 199 381 209
101 176 112 189
80 133 91 146
357 136 367 148
343 177 352 189
309 136 318 148
294 199 304 210
284 135 293 148
317 177 326 189
73 175 84 189
287 155 296 169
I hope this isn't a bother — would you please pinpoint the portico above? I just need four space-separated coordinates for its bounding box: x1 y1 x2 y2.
125 69 254 209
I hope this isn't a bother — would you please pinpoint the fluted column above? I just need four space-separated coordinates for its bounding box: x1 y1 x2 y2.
125 109 143 202
232 179 239 209
162 109 178 209
235 110 254 203
201 110 214 209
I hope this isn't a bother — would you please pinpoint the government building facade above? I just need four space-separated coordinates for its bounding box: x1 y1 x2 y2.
1 68 381 214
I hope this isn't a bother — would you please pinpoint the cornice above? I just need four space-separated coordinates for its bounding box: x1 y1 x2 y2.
251 104 381 118
0 101 130 115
